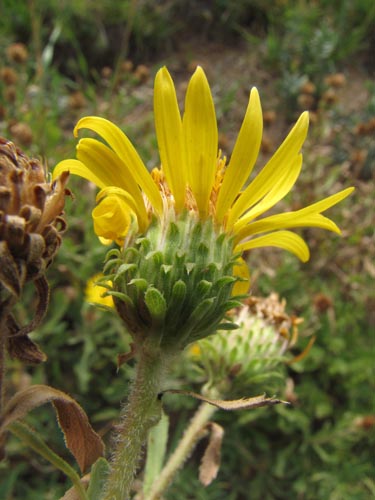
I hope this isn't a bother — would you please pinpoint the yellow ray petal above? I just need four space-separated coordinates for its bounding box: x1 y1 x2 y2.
234 186 353 242
96 186 147 233
76 138 148 231
293 187 354 216
85 274 114 308
74 116 163 215
216 87 263 223
234 230 310 262
227 111 309 228
235 213 341 243
183 67 218 216
232 257 250 296
92 192 133 243
234 154 303 231
154 67 186 211
52 159 103 184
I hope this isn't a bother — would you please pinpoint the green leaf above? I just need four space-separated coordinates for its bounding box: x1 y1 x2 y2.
87 458 110 500
143 411 169 495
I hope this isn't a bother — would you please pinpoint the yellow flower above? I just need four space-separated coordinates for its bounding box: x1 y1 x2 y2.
53 66 353 265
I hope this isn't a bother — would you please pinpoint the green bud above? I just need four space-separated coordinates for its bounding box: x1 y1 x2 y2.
187 298 299 396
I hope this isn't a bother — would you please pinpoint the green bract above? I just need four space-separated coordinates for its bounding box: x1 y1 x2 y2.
194 315 289 396
103 211 243 351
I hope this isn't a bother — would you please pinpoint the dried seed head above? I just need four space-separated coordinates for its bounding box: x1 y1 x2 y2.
0 137 69 295
9 122 33 147
0 67 18 85
325 73 346 88
6 43 29 64
0 137 70 364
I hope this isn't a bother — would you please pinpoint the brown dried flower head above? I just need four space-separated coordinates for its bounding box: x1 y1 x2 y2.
6 43 29 64
0 137 69 363
0 67 18 86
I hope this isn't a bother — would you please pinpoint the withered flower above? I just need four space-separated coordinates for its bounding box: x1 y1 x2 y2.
0 137 69 364
5 43 29 64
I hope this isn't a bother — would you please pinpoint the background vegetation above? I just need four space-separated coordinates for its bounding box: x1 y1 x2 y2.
0 1 374 498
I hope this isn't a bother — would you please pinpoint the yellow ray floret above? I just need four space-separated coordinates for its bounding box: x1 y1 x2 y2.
53 66 353 262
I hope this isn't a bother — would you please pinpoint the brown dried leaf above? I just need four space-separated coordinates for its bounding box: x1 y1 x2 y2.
163 390 289 410
199 422 224 486
0 384 104 472
0 240 22 296
13 276 50 337
6 312 47 364
7 333 47 364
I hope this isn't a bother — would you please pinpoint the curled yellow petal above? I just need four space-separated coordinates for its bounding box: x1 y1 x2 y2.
77 139 148 232
154 67 186 211
183 67 218 217
52 159 102 184
216 87 263 223
92 191 133 243
235 230 310 262
74 116 163 215
96 186 147 233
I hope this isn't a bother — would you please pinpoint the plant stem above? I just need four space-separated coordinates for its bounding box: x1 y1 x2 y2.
9 421 88 500
103 339 168 500
0 297 15 416
145 402 217 500
0 315 7 416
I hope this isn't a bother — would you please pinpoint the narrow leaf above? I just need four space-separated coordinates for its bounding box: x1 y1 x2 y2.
9 421 88 500
162 390 289 410
86 457 110 500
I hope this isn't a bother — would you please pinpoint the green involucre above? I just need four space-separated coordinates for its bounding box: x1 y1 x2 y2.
104 212 243 350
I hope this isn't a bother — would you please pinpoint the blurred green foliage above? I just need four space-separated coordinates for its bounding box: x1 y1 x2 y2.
0 0 374 499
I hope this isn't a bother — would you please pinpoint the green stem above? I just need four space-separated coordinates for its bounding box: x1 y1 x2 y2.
9 421 88 500
145 402 217 500
103 339 168 500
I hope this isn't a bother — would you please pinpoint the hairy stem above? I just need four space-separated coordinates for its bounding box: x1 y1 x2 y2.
145 402 217 500
103 339 169 500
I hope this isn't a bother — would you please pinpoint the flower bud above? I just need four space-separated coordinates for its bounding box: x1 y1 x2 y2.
189 294 304 395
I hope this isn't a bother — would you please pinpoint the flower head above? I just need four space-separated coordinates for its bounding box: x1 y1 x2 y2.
53 67 352 350
188 294 306 396
54 66 352 263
